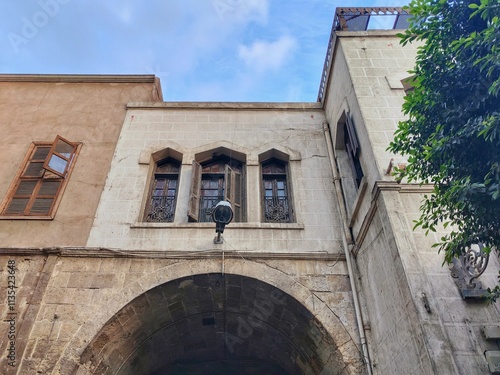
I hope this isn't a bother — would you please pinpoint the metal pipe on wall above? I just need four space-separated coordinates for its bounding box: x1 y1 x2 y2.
323 120 373 375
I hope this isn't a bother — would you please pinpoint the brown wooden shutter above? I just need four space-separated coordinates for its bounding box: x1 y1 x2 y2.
224 165 241 222
30 179 61 215
188 160 202 222
5 198 29 214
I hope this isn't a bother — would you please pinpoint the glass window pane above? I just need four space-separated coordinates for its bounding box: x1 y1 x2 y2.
277 181 285 189
153 190 163 197
55 138 75 158
47 154 68 175
155 179 166 189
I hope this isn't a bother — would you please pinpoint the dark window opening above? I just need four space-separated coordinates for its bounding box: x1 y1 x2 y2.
262 158 293 223
344 115 364 188
189 156 244 223
145 158 180 223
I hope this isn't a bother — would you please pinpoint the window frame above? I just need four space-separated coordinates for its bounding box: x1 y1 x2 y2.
188 156 245 223
261 158 294 223
43 135 78 177
143 157 181 223
0 136 81 220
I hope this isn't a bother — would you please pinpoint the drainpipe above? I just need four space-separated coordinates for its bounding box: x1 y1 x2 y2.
323 120 373 375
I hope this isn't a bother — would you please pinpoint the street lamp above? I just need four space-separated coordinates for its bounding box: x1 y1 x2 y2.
212 201 233 244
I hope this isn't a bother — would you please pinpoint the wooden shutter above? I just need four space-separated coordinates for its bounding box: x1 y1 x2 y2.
345 114 360 156
30 180 62 215
224 165 241 222
5 180 38 215
188 160 202 222
43 135 77 177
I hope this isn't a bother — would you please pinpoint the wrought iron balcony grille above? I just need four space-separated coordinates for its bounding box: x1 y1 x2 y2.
264 196 291 223
146 196 176 222
318 7 410 102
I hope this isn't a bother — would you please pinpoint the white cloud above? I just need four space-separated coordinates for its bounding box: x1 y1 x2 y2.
213 0 269 23
238 36 296 73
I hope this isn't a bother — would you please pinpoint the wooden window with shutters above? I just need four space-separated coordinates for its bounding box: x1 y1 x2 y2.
144 158 180 222
0 136 79 219
188 156 244 223
261 158 294 223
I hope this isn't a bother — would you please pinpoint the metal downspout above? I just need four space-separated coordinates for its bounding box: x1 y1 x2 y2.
323 121 373 375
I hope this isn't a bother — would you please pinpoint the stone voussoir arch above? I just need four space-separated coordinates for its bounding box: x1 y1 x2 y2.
54 257 360 375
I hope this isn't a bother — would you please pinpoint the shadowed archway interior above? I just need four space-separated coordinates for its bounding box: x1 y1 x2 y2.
80 273 348 375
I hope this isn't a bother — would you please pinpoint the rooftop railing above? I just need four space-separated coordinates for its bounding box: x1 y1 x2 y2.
318 7 411 102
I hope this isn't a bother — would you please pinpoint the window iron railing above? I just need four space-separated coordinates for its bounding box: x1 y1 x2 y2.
146 196 176 222
264 197 291 223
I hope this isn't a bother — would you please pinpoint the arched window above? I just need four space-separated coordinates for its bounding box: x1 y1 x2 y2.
261 158 293 223
189 155 244 223
144 158 180 222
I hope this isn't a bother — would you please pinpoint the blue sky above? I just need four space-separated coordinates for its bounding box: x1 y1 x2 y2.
0 1 404 102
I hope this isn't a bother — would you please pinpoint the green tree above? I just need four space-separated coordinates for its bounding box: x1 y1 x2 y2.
389 0 500 300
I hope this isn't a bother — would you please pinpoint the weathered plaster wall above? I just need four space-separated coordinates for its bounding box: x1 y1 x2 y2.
0 76 161 247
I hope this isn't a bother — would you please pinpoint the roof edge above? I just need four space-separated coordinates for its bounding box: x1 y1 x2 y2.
127 101 324 110
0 74 158 83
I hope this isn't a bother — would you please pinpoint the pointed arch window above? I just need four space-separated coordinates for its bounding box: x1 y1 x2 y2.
144 158 180 222
261 158 293 223
189 156 244 223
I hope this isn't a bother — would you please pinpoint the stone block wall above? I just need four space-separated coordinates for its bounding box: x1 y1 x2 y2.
323 30 500 374
0 253 363 374
87 103 345 255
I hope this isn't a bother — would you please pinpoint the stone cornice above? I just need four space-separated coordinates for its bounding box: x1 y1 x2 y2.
374 181 435 194
0 247 345 261
351 181 434 257
0 74 157 83
127 101 324 111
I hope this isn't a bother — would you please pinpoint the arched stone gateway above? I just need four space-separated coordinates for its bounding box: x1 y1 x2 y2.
77 273 360 375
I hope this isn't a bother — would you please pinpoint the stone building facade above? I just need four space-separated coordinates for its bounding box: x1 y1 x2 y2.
0 8 499 375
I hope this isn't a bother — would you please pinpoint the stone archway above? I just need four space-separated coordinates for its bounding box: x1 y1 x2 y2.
79 273 352 375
